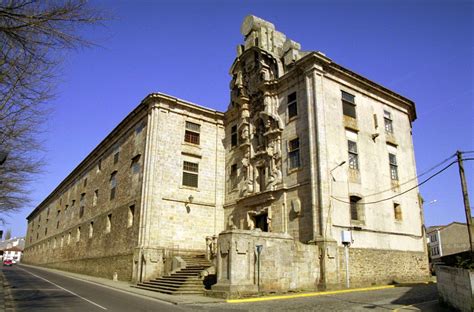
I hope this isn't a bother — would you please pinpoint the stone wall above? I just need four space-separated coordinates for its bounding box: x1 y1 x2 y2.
23 102 148 281
436 266 474 312
336 247 430 288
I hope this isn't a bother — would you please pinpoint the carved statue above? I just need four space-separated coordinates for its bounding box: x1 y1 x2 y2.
228 215 238 230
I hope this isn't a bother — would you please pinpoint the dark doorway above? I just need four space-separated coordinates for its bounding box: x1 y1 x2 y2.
254 213 268 232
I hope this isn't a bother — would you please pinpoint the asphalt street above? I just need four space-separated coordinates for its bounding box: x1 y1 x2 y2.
1 265 450 312
2 265 185 312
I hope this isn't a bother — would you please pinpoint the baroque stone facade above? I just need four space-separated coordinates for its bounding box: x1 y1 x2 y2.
23 15 429 293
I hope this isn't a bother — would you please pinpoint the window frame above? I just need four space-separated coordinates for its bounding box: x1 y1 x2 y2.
342 91 356 119
384 110 393 134
389 153 398 180
182 161 199 188
288 138 301 170
110 171 117 200
287 91 298 120
231 125 238 147
347 140 359 170
350 196 362 221
184 121 201 145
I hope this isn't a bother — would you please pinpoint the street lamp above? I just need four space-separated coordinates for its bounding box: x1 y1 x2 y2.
330 161 346 181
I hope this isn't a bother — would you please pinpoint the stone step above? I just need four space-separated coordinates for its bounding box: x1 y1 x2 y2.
135 283 204 294
141 281 203 290
146 280 203 286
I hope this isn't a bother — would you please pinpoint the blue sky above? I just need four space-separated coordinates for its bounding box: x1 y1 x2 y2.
4 0 473 237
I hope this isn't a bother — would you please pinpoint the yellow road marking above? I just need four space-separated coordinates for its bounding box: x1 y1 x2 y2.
227 285 396 303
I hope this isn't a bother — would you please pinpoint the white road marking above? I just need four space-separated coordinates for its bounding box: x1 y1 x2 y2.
17 267 107 310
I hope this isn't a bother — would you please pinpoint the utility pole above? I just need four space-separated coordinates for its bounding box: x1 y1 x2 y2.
456 151 473 258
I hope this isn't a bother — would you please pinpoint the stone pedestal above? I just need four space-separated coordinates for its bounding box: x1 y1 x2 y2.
208 229 320 298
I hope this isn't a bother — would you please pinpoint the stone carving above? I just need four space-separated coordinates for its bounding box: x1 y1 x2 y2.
236 240 248 254
230 48 284 196
228 215 238 230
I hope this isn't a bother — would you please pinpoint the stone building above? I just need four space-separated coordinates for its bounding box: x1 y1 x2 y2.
23 15 429 294
427 220 474 261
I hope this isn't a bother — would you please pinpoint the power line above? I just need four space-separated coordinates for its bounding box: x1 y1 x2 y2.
361 152 457 198
331 158 473 205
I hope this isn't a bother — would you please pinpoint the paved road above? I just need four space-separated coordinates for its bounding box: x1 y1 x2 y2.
2 265 184 311
188 285 450 312
2 265 450 312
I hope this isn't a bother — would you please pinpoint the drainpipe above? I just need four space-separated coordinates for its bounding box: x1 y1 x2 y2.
306 68 327 289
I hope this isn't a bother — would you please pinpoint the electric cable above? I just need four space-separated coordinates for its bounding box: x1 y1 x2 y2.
359 152 457 198
331 158 473 205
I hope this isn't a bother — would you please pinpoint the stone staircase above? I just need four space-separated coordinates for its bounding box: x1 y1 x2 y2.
134 254 212 295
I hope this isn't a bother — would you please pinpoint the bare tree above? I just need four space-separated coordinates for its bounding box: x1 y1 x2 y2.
0 1 104 214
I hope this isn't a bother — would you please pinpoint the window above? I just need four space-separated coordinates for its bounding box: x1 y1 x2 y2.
389 153 398 180
135 122 144 135
110 171 117 200
44 227 47 235
128 205 135 228
79 193 85 218
113 144 120 164
288 92 298 119
93 189 98 206
182 161 199 187
289 138 300 169
56 221 60 229
131 155 141 174
76 227 81 242
71 200 75 207
89 222 94 238
184 121 200 145
65 204 69 212
97 159 102 173
230 164 238 190
394 203 402 221
231 125 238 147
342 91 356 118
105 214 112 233
384 110 393 134
83 178 88 188
350 196 362 221
348 140 359 170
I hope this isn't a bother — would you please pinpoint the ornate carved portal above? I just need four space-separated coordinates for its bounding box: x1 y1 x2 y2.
231 49 284 197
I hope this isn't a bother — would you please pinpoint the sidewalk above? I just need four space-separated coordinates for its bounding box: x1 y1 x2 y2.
18 264 224 306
